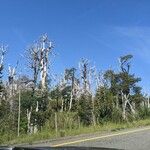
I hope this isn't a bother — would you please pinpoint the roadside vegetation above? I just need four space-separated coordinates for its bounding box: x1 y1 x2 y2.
0 35 150 145
2 118 150 145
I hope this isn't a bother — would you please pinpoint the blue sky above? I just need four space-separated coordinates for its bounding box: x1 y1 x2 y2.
0 0 150 93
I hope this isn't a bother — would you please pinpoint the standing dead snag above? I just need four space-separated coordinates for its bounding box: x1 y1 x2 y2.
26 34 53 134
147 96 150 108
0 45 6 101
34 100 39 133
64 68 77 111
27 107 32 134
118 55 137 119
7 61 19 107
8 66 16 96
57 69 80 112
121 91 135 120
26 34 53 91
39 35 53 90
79 58 97 125
89 66 98 126
79 58 97 96
79 58 91 94
58 74 66 112
27 45 40 93
8 65 16 110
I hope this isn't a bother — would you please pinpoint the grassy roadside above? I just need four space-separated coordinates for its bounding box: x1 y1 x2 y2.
2 118 150 145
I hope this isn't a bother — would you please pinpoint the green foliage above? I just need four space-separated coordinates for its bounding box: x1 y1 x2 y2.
111 109 123 123
138 107 150 119
77 94 92 125
95 87 114 122
0 100 14 137
0 53 150 145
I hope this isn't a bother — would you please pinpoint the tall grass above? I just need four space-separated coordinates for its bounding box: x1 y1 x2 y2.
1 118 150 145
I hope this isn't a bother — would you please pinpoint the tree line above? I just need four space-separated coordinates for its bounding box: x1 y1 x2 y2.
0 34 150 143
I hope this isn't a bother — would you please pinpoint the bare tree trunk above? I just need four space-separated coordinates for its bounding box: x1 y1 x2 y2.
27 107 32 134
121 91 127 120
8 66 16 111
116 94 119 109
0 45 6 104
26 35 53 91
122 100 127 120
148 97 150 108
69 90 73 111
121 91 136 120
92 95 96 126
40 35 52 90
55 112 58 137
40 46 46 89
34 101 39 133
60 96 64 112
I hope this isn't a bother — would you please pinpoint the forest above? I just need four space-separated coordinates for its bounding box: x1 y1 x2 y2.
0 34 150 144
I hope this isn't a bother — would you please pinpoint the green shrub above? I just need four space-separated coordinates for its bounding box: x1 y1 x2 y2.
111 109 123 123
59 130 65 137
138 107 150 119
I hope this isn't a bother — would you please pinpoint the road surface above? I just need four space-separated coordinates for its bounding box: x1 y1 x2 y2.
26 127 150 150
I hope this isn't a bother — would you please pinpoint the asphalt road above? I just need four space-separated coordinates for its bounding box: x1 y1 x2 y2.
24 127 150 150
67 128 150 150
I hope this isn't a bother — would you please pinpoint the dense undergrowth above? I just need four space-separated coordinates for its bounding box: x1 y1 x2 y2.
1 112 150 145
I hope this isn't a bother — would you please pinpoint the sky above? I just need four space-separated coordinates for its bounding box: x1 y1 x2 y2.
0 0 150 93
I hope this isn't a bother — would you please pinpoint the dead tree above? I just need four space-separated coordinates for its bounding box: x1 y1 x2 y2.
27 107 32 134
8 66 16 110
26 101 39 134
143 93 150 108
121 91 135 120
79 58 98 95
0 45 7 102
26 45 40 93
79 58 91 94
34 101 39 133
64 68 77 111
73 78 81 99
148 96 150 108
39 35 53 90
57 74 65 112
118 55 136 119
26 34 53 92
8 62 19 110
79 58 97 125
8 66 16 96
26 35 53 134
